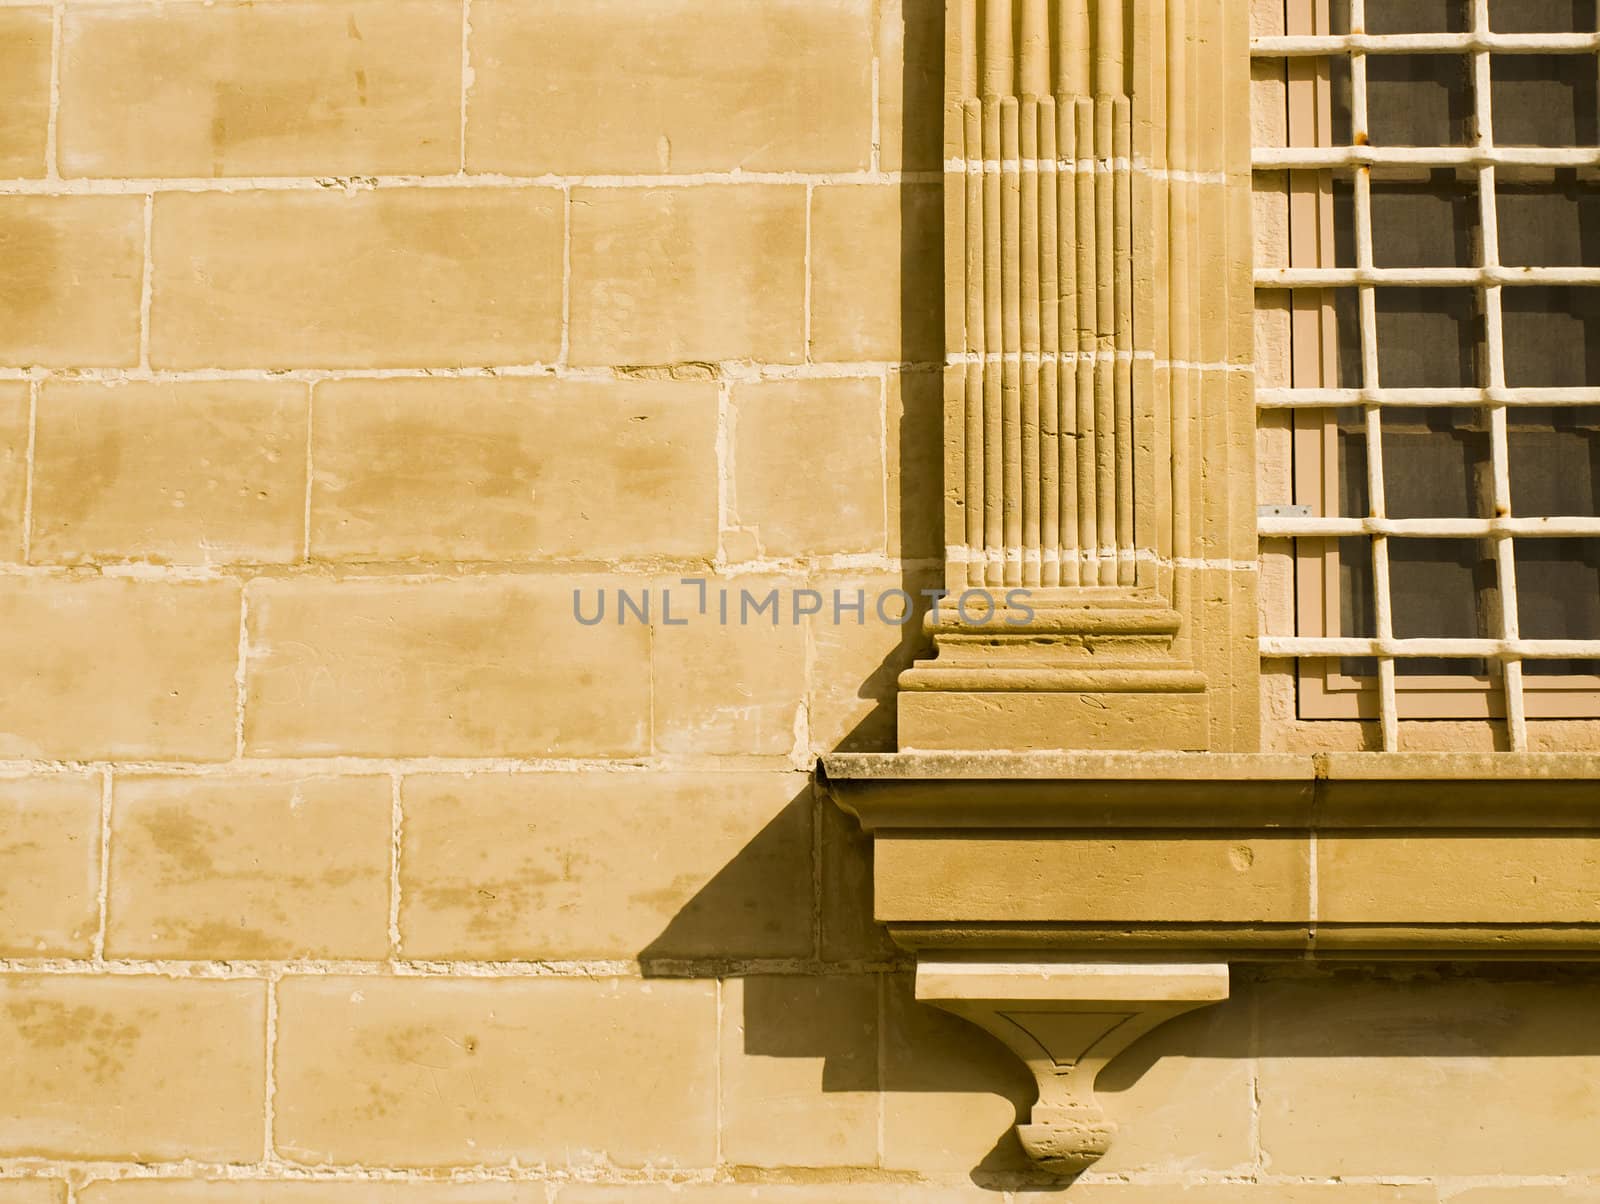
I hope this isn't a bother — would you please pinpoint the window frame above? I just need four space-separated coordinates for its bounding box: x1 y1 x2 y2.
1253 0 1600 744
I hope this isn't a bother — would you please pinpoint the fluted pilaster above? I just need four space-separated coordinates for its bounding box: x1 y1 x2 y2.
908 0 1260 752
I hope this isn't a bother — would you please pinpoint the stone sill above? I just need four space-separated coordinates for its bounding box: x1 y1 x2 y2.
819 750 1600 958
820 750 1600 830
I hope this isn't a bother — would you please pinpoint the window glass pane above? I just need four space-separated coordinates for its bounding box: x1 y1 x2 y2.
1376 287 1480 388
1339 535 1377 638
1502 287 1600 389
1518 538 1600 675
1336 535 1378 678
1334 407 1369 517
1335 174 1479 269
1492 55 1599 147
1488 0 1594 34
1362 0 1470 33
1368 55 1474 146
1389 538 1497 675
1388 539 1497 637
1337 406 1495 521
1383 407 1493 518
1497 176 1600 268
1509 406 1600 518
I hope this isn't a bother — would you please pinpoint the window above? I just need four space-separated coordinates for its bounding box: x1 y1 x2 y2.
1253 0 1600 748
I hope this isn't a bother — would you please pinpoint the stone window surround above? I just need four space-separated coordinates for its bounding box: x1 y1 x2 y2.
821 0 1600 1178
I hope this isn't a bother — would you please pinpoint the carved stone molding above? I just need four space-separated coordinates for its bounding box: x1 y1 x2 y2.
823 751 1600 1174
916 959 1229 1173
824 751 1600 956
909 0 1259 753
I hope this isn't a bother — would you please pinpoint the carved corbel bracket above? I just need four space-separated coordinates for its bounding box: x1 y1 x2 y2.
823 751 1600 1175
916 959 1229 1174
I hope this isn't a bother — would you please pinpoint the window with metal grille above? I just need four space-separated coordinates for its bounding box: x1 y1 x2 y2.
1253 0 1600 749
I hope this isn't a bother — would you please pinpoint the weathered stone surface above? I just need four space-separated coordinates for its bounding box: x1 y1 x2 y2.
719 975 880 1167
467 0 872 174
0 383 25 562
810 185 943 363
310 377 717 563
0 1182 66 1204
1258 974 1600 1177
568 186 806 366
0 976 266 1162
59 1 462 177
0 8 51 178
81 1185 548 1204
273 977 717 1167
398 771 812 961
31 380 308 565
151 190 564 368
0 578 241 761
1319 833 1600 924
244 577 650 757
879 972 1036 1173
0 775 102 957
733 379 886 558
0 197 144 368
562 1190 999 1203
107 774 392 960
651 575 807 757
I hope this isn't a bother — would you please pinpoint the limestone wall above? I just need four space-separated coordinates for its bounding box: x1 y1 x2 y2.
1 0 1597 1199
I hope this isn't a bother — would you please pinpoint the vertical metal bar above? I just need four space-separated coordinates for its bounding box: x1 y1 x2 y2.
1347 0 1399 748
1470 0 1528 748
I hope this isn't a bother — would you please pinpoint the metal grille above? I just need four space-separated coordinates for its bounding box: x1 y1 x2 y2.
1252 0 1600 749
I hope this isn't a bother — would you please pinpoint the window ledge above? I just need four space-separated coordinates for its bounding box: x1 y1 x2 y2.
821 752 1600 957
822 750 1600 1174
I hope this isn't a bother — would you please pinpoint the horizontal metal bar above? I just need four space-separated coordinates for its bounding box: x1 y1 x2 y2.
1260 636 1600 658
1259 516 1600 537
1257 266 1600 287
1252 32 1600 56
1254 146 1600 170
1255 387 1600 408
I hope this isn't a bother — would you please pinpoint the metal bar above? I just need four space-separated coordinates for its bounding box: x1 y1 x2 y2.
1253 32 1600 55
1261 637 1600 658
1259 516 1600 537
1470 0 1528 749
1254 145 1600 169
1256 386 1600 406
1257 266 1600 286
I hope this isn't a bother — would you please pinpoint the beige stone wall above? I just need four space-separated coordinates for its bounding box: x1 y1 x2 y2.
2 0 1599 1199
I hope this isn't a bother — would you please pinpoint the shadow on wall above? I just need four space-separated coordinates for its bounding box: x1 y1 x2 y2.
633 3 1600 1188
638 1 1043 1186
634 780 1040 1186
636 0 1600 1190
